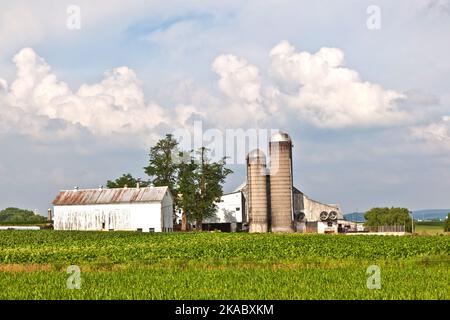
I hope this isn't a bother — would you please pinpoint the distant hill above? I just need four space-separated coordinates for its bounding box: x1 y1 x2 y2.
411 209 449 221
344 209 450 222
344 212 365 222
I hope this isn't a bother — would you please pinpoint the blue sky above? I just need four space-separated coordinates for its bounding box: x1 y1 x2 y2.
0 0 449 215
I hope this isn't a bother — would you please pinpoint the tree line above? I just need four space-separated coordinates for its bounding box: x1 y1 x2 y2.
107 134 232 231
364 207 413 232
0 207 47 224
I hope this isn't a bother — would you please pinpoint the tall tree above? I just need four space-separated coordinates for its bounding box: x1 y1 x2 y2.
190 147 233 231
106 173 148 188
445 213 450 232
142 136 232 230
144 134 180 216
177 153 198 231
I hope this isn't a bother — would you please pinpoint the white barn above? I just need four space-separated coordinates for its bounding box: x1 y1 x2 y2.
203 190 246 232
292 188 344 233
52 186 173 232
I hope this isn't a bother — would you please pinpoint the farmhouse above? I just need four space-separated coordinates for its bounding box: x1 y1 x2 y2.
52 186 173 232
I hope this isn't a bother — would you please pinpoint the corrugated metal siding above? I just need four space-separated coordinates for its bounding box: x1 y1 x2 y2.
53 187 169 205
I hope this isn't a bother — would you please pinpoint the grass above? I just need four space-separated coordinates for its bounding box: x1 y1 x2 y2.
0 231 448 300
414 221 445 235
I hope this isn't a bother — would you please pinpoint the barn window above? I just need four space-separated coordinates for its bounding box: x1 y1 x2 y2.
327 222 333 227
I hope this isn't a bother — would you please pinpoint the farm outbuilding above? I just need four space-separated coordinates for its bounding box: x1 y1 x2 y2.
203 190 246 232
208 131 344 233
52 186 173 232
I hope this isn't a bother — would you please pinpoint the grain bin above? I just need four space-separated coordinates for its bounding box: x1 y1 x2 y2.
246 149 269 233
269 132 294 233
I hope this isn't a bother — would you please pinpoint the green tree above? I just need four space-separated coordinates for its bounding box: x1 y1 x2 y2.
445 213 450 232
364 207 412 232
106 173 148 188
140 135 232 230
144 134 181 221
0 207 47 223
144 134 179 191
190 147 233 231
177 153 198 231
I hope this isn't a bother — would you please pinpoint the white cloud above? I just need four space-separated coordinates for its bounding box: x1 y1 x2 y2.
0 78 7 92
268 41 408 128
212 54 267 126
212 54 261 103
0 48 198 143
0 42 442 148
411 116 450 144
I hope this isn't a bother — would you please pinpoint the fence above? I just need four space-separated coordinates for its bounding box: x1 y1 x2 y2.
364 225 406 233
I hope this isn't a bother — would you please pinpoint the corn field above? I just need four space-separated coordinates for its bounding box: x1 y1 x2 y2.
0 231 448 299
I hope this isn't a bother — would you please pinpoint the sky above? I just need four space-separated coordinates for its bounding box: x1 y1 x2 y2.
0 0 449 215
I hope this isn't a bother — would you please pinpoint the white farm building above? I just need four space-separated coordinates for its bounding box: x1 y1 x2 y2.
204 183 345 233
52 186 173 232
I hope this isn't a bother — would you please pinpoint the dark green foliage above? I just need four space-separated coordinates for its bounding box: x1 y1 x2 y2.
364 207 413 232
106 173 148 188
143 136 232 229
445 213 450 232
177 155 198 226
143 134 180 201
189 147 233 229
175 148 234 229
0 207 47 223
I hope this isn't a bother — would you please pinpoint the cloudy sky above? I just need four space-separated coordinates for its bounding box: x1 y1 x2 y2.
0 0 449 215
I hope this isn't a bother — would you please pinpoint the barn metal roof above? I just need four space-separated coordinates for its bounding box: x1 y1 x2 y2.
52 186 170 205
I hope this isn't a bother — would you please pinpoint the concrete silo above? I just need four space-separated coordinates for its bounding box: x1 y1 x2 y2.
269 132 294 233
246 149 269 233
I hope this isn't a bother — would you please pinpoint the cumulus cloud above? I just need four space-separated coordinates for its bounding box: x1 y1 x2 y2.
212 54 267 126
411 116 450 143
213 54 261 103
268 41 408 128
0 48 200 143
0 78 7 92
0 42 438 147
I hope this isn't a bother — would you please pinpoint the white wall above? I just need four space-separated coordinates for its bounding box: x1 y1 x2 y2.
54 202 167 232
303 196 343 222
206 192 243 223
317 221 338 234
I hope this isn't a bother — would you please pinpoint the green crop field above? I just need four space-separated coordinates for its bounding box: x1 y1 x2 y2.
0 231 448 300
